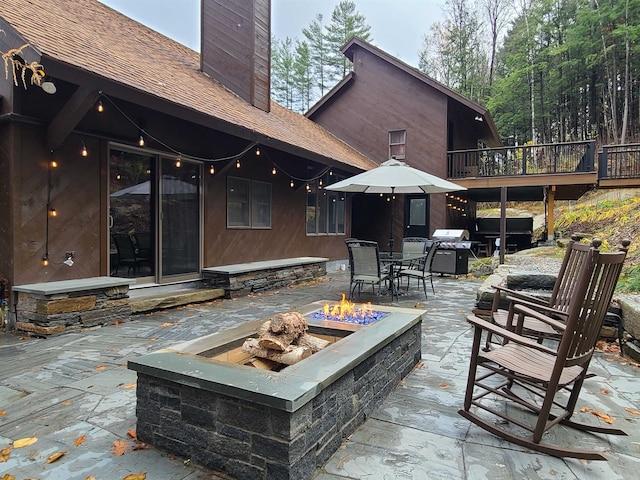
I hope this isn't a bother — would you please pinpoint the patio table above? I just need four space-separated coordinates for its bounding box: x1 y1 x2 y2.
379 252 428 300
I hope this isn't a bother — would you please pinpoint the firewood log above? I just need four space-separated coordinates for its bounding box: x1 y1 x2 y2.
257 312 308 351
242 338 311 365
297 333 330 353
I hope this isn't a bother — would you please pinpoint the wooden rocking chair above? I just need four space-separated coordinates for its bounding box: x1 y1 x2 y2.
483 236 597 349
459 238 630 460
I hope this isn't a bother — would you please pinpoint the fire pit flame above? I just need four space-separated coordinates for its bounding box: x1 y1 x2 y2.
309 294 388 325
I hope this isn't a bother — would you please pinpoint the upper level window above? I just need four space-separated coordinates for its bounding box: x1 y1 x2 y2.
389 130 406 159
227 176 271 228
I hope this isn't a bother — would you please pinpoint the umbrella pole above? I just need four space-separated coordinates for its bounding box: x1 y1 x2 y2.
389 187 395 254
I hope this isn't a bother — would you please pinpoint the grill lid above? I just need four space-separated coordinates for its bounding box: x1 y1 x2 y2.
432 229 469 241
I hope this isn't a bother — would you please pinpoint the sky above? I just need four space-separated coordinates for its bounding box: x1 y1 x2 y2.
98 0 446 68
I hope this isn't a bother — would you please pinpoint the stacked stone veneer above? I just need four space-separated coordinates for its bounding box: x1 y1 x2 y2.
203 258 327 298
134 320 421 480
13 279 131 335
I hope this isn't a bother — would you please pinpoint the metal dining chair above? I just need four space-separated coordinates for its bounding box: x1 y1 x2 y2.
396 241 439 299
345 239 389 300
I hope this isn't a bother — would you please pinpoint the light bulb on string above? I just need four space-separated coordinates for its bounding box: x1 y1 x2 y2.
50 160 58 168
81 142 88 157
49 208 57 217
209 164 215 175
42 254 49 267
138 135 145 147
97 100 104 113
290 179 294 188
272 166 276 175
256 146 261 156
236 159 241 168
176 155 182 168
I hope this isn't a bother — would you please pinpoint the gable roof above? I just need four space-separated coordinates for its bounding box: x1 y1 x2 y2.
0 0 377 171
307 37 502 147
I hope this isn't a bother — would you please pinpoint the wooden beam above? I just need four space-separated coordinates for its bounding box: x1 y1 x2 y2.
45 86 100 151
547 185 556 240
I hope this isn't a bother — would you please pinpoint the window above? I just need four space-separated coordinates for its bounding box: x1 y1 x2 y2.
389 130 406 159
306 174 345 235
227 177 271 228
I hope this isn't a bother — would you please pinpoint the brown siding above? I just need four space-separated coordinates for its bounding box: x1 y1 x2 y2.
310 47 449 233
201 0 271 112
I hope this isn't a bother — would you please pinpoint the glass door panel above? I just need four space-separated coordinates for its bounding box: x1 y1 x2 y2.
109 150 155 279
160 158 200 277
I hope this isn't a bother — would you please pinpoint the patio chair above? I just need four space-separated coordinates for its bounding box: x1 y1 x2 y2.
345 239 389 300
483 236 596 349
458 238 629 460
396 240 439 299
112 233 148 275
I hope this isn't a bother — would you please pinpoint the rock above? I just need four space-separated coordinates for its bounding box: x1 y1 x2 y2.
617 293 640 340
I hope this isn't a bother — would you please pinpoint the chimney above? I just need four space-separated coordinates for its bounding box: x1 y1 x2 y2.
201 0 271 113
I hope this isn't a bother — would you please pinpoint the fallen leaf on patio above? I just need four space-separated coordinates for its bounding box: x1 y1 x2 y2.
0 411 5 416
2 473 16 480
0 446 11 462
13 437 37 448
61 401 73 406
127 430 137 439
626 408 640 416
113 319 124 325
85 477 97 480
45 450 67 463
440 383 450 388
605 357 616 362
600 388 610 395
122 382 136 389
74 435 87 447
95 365 108 371
132 442 149 451
123 473 146 480
112 439 130 456
159 322 176 327
581 407 614 424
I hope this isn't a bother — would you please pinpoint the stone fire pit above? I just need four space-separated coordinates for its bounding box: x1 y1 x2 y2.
128 301 424 479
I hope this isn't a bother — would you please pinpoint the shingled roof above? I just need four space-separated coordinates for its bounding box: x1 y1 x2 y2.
1 0 377 171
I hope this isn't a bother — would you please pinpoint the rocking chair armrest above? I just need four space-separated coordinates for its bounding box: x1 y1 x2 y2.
492 285 547 306
511 303 567 333
506 296 570 321
467 314 559 356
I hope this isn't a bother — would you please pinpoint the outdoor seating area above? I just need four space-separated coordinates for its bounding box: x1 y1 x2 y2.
345 237 440 301
2 265 639 479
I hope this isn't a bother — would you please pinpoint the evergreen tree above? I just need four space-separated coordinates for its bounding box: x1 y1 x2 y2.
325 1 372 81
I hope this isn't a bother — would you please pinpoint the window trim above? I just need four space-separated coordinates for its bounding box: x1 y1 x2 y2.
226 176 272 229
389 129 407 160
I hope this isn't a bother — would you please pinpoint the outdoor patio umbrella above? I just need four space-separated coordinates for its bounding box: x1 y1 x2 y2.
325 158 466 251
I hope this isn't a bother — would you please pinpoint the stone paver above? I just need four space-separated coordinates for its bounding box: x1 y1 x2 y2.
1 271 639 479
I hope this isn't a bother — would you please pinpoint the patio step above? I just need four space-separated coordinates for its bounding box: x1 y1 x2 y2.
130 287 225 313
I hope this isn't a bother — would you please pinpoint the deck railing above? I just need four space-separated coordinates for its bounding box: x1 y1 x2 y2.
598 143 640 179
448 140 596 179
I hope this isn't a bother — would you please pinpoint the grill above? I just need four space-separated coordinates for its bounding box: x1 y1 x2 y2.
431 229 470 275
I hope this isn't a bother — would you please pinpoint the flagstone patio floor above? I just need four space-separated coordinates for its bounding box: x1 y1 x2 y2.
1 269 639 479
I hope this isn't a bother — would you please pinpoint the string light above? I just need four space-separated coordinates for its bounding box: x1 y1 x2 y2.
272 166 276 175
50 160 58 168
81 141 88 157
49 208 57 217
42 254 49 266
209 164 215 175
236 159 241 168
290 179 294 188
176 155 182 168
255 146 261 156
138 134 145 147
97 100 104 113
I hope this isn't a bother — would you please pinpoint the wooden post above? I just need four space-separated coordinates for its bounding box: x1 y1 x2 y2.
547 185 556 241
499 186 507 264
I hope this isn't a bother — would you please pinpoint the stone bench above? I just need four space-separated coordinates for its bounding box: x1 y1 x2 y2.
12 276 133 335
202 257 329 298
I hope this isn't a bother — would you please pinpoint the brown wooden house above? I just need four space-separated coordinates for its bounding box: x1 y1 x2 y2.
307 37 502 247
0 0 378 294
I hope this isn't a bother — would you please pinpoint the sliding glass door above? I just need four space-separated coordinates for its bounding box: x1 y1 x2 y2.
109 147 200 282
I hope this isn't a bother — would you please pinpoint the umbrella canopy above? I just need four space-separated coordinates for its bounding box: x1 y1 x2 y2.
325 159 466 253
324 158 466 194
110 176 197 197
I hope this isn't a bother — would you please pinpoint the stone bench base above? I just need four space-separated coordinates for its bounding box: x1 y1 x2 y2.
12 277 133 335
202 257 328 299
